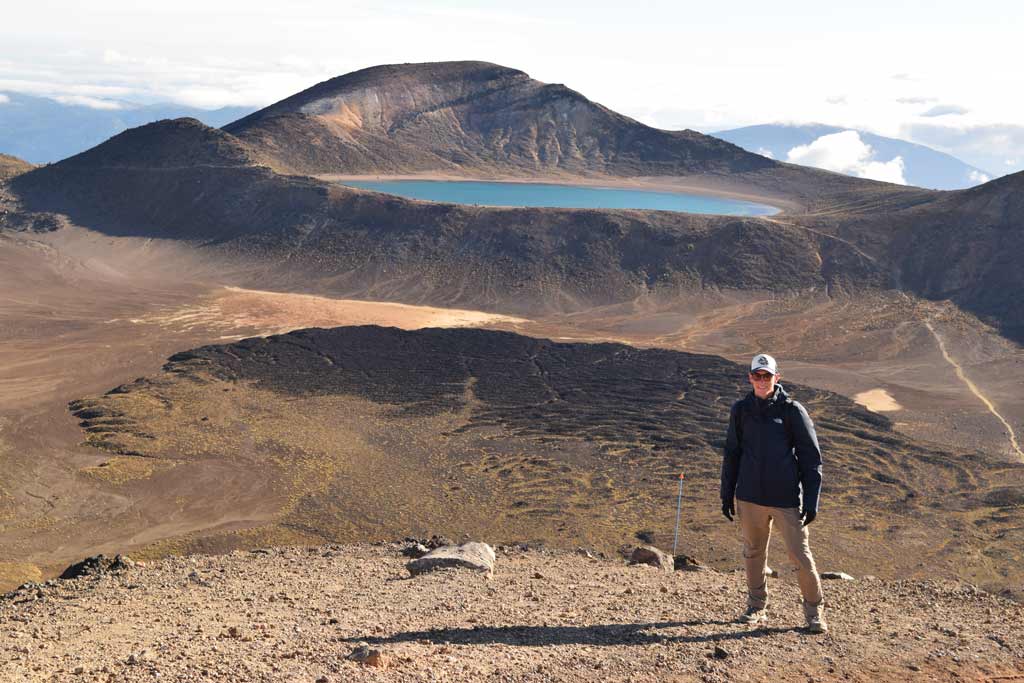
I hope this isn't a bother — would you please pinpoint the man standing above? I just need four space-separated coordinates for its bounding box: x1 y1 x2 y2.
720 353 827 634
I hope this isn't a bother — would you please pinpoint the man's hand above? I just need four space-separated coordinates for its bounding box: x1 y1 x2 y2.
800 509 816 527
721 500 735 522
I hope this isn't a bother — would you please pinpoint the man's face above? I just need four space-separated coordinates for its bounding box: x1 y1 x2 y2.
748 370 778 399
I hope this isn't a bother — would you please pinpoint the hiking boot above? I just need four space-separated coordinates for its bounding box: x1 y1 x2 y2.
737 606 768 625
806 613 829 634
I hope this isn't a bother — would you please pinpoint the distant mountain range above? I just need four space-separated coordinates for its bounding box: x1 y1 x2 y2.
713 123 994 190
0 92 253 164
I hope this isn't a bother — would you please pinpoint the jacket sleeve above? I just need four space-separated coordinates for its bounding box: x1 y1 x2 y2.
790 401 823 513
720 402 742 502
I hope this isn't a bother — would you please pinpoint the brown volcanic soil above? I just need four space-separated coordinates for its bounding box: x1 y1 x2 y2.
61 326 1024 599
1 226 1022 603
2 544 1023 682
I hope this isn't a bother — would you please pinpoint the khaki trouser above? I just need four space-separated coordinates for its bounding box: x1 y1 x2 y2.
737 499 824 617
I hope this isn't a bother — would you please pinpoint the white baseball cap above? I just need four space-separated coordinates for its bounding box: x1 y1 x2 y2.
750 354 778 375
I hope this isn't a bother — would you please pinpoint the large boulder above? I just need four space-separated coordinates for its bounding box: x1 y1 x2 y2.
59 554 134 580
629 545 674 572
406 542 496 576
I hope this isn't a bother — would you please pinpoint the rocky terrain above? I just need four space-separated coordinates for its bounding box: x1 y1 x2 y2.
58 326 1024 598
2 543 1022 682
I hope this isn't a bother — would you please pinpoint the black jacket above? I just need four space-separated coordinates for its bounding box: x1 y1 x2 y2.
720 385 822 512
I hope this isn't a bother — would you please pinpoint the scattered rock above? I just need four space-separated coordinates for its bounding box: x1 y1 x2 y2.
347 642 388 668
713 644 731 659
406 542 496 576
401 543 430 559
629 545 673 573
821 572 855 581
59 554 135 580
673 554 706 572
425 535 454 549
766 566 779 578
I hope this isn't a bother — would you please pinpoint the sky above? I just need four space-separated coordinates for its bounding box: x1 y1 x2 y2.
2 0 1021 175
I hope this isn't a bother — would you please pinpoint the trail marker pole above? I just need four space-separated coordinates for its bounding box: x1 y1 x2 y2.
672 472 685 556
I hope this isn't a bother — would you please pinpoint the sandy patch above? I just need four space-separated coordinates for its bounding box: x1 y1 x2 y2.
854 388 902 412
137 286 529 338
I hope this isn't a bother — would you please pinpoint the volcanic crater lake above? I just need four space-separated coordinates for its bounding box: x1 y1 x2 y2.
342 180 779 216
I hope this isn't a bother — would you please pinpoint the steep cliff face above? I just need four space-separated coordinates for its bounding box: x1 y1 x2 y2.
223 61 774 177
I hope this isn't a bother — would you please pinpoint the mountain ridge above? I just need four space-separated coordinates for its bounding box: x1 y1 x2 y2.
222 60 776 177
3 61 1022 341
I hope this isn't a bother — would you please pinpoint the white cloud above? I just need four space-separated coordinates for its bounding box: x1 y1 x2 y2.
921 104 969 117
756 147 774 159
50 94 124 110
787 130 908 185
1007 159 1018 166
967 169 990 184
0 93 8 104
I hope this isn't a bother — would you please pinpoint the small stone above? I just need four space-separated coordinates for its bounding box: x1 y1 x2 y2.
533 572 544 580
73 666 85 675
714 645 731 659
673 554 706 572
821 572 855 581
347 643 388 668
766 566 779 578
629 545 674 572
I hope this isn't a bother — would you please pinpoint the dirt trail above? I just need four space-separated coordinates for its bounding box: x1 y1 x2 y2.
925 320 1024 461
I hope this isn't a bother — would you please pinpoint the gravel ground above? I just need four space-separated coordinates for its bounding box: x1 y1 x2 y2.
2 543 1022 682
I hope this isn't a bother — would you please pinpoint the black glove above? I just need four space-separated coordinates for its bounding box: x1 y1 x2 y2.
800 509 816 527
721 499 735 522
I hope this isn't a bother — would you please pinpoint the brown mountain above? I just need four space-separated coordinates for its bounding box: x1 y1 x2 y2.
786 169 1024 342
222 61 774 177
1 62 1020 340
5 118 889 312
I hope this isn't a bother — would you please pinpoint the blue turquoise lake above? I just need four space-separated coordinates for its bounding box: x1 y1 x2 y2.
342 180 779 216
